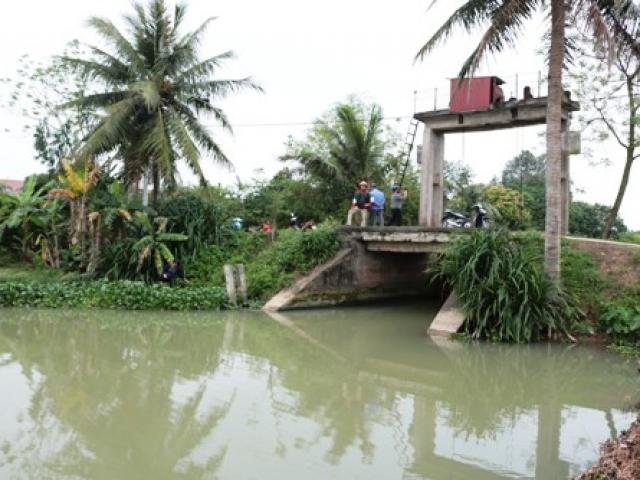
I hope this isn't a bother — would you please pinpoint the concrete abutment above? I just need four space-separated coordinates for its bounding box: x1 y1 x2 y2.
263 231 445 312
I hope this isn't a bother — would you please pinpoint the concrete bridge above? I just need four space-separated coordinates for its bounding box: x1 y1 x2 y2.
264 226 456 312
342 226 462 253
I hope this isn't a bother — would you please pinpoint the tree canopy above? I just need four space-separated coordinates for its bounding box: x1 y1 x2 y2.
62 0 260 201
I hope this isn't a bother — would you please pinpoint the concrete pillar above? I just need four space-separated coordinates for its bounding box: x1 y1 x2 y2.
560 121 570 235
419 126 445 227
561 151 570 235
535 401 569 479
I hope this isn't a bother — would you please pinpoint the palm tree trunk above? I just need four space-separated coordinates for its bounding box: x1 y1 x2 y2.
544 0 566 285
152 163 160 206
602 78 637 239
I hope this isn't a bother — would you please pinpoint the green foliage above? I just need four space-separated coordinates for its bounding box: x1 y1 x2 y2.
435 229 581 343
570 201 627 239
238 226 341 300
281 97 405 221
0 281 226 310
501 151 546 230
444 162 483 213
601 304 640 337
183 225 341 301
0 175 52 256
483 184 531 230
619 231 640 244
157 190 231 255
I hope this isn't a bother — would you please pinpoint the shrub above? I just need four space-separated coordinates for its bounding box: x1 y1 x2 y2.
601 304 640 338
0 281 227 310
435 229 582 343
619 231 640 244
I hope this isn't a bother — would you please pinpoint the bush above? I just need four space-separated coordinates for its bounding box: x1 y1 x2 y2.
245 226 341 300
619 231 640 244
0 281 227 310
601 304 640 338
435 229 581 343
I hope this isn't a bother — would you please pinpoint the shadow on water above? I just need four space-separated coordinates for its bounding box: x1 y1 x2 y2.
0 305 638 479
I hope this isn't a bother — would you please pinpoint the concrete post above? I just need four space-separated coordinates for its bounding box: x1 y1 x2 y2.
223 264 237 306
419 126 445 227
561 121 570 235
235 263 249 307
431 132 444 227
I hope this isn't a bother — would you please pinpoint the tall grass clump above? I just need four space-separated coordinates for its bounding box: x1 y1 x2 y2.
435 229 581 343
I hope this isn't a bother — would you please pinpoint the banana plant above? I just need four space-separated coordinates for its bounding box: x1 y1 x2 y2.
131 212 188 279
34 199 66 268
0 176 50 258
48 158 100 262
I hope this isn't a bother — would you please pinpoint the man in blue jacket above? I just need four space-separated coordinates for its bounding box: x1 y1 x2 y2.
369 183 385 227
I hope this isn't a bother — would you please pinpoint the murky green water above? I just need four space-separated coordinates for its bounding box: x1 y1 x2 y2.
0 303 638 480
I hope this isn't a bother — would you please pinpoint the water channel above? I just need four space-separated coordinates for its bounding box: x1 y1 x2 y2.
0 302 638 479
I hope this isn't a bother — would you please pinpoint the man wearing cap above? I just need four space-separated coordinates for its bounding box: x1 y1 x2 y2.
347 181 372 227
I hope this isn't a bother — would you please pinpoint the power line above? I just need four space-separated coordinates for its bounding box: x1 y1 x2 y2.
203 115 414 129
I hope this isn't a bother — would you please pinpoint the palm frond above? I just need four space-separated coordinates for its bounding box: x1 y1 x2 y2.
60 91 129 111
157 233 189 242
177 51 235 82
415 0 501 62
177 109 232 169
142 110 174 178
458 0 540 79
181 77 263 99
60 56 130 85
167 110 205 182
87 17 146 75
79 97 139 157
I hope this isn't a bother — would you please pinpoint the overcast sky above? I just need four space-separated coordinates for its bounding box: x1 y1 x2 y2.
0 0 638 229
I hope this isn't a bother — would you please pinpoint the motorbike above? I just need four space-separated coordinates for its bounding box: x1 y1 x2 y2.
441 210 471 229
442 205 490 229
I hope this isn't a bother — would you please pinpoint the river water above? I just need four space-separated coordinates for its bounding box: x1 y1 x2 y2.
0 302 638 480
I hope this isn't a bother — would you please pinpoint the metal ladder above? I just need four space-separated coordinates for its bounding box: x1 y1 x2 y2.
398 118 419 188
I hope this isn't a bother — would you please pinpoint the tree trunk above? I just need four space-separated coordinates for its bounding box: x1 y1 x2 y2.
602 79 636 239
152 163 160 206
544 0 566 285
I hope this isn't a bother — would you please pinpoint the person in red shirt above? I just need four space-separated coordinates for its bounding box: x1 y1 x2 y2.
346 180 372 227
261 219 272 233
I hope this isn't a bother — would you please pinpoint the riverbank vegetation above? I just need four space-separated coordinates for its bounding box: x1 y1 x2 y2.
437 229 640 347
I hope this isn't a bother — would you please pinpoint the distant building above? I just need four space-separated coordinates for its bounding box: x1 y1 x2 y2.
0 179 24 194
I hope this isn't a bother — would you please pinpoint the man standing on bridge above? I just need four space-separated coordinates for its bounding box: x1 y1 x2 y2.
347 181 372 227
368 183 385 227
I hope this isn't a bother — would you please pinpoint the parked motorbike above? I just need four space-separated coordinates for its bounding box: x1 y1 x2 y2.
442 204 490 229
441 210 471 229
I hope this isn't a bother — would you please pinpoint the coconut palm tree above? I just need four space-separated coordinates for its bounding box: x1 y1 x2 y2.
293 103 385 184
62 0 260 204
415 0 636 283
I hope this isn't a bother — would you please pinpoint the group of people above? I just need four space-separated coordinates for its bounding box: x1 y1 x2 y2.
261 213 317 234
346 180 407 228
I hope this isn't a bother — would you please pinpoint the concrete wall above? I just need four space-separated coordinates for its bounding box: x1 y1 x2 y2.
264 240 441 311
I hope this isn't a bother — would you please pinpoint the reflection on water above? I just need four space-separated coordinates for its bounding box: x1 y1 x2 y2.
0 303 637 479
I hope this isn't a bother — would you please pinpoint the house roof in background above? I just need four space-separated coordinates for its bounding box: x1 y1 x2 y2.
0 179 24 192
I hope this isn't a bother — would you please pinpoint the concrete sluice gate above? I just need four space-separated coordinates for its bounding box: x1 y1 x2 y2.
263 227 455 312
